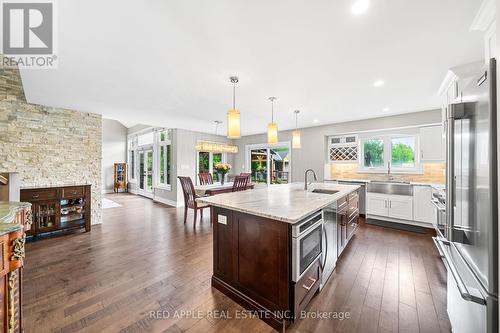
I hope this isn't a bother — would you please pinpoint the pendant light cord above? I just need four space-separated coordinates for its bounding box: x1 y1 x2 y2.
232 81 236 109
271 100 274 123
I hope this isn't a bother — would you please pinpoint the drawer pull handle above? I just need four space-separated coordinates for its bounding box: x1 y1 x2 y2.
32 194 39 198
302 277 317 291
72 191 77 195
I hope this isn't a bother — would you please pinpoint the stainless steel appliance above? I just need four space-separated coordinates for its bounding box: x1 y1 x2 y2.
291 211 323 282
320 204 337 289
433 58 497 333
430 186 446 238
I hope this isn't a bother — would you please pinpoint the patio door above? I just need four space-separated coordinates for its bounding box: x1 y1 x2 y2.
247 143 291 184
138 149 154 198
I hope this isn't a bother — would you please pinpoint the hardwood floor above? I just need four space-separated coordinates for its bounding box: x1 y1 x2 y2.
23 193 451 333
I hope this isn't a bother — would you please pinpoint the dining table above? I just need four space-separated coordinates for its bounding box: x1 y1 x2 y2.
194 182 254 196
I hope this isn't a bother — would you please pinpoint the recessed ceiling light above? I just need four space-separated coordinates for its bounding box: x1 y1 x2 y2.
351 0 370 15
383 108 390 112
313 119 319 123
373 80 385 87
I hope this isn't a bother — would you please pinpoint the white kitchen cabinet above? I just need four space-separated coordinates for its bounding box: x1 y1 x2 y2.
413 185 437 224
387 195 413 220
367 193 413 221
420 126 445 162
366 193 388 216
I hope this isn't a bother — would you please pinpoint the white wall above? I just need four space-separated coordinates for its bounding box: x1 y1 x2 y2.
233 109 442 182
102 119 128 193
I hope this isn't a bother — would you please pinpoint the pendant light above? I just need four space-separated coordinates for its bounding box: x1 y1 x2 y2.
292 110 301 149
267 97 278 144
227 76 241 139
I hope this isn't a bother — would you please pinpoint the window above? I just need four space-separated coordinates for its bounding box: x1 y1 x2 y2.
362 139 384 169
130 150 135 180
128 138 137 180
197 151 226 183
360 135 420 173
157 129 172 188
391 137 415 169
137 132 154 146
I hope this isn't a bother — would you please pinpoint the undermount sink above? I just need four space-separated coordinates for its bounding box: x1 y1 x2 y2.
311 189 339 195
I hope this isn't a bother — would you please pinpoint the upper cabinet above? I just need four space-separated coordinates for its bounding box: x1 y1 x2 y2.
420 126 445 162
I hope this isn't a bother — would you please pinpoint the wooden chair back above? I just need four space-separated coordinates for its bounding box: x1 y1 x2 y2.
198 173 213 185
232 175 249 192
240 172 251 179
178 176 197 208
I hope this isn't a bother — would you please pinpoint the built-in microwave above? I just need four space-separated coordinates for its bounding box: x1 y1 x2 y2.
291 211 323 282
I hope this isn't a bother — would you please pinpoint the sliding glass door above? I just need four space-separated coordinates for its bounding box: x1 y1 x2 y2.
248 144 291 184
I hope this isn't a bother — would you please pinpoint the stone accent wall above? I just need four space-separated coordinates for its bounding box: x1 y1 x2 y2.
330 163 446 184
0 62 102 224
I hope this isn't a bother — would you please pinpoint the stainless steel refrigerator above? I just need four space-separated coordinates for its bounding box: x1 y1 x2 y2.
433 58 498 333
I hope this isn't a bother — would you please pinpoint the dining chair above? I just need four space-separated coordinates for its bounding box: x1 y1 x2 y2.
198 172 213 185
240 172 252 179
178 176 210 227
232 175 249 192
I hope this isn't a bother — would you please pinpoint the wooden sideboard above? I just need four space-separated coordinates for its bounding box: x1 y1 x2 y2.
0 202 31 333
20 185 91 237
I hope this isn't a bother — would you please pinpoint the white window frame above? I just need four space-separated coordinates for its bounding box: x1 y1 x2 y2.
127 137 138 182
359 134 422 174
155 129 172 190
196 150 227 184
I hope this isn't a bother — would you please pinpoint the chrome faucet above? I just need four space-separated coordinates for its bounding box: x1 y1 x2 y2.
304 169 318 190
387 162 395 181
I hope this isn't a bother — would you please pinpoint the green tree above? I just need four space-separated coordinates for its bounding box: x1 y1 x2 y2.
364 140 384 167
392 143 414 167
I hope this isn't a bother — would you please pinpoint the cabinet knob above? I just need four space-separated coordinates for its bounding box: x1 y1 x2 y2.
32 194 39 198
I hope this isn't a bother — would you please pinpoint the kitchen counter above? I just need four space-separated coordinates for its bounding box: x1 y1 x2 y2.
0 201 31 235
197 182 359 224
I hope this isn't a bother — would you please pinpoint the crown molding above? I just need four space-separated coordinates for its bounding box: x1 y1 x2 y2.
470 0 495 31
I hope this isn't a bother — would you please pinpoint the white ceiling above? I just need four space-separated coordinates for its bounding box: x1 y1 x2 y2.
20 0 484 135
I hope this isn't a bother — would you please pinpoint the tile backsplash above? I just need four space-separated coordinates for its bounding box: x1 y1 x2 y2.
329 163 445 184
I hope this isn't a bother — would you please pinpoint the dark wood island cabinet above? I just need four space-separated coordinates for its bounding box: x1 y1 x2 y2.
199 183 361 331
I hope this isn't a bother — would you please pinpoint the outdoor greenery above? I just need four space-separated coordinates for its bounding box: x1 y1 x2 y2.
363 139 384 167
391 142 415 167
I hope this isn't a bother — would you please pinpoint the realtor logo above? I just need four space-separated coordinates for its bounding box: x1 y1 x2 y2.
1 0 57 69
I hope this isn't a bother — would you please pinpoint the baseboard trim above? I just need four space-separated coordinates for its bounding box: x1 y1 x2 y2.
153 195 183 208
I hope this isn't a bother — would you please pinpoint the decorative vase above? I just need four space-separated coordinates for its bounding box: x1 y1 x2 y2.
218 173 225 185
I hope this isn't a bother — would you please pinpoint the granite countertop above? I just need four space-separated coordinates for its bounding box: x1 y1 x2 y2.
197 182 360 224
0 202 31 235
325 178 445 189
20 183 91 190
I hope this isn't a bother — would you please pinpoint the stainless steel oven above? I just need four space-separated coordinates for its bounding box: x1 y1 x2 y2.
292 211 323 282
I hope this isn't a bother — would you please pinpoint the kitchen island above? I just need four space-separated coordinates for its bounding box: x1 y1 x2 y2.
197 182 360 331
